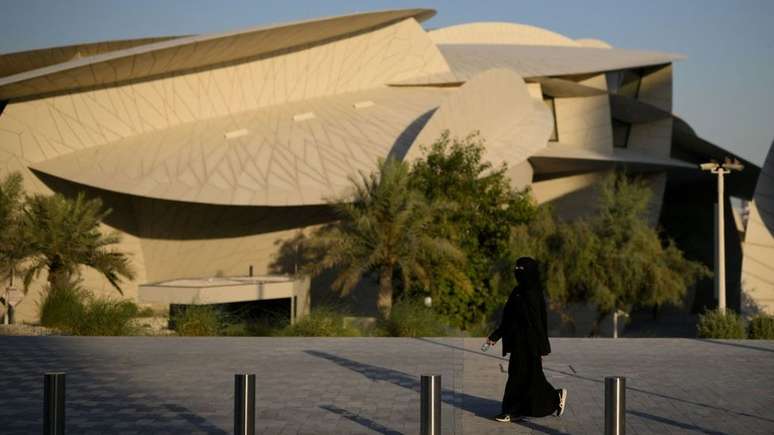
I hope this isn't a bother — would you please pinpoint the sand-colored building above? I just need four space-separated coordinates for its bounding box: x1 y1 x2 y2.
741 140 774 314
0 8 766 321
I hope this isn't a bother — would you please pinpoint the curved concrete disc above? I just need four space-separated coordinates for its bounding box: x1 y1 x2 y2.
405 68 553 170
742 138 774 314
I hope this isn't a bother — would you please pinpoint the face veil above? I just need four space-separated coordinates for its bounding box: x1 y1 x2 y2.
513 256 540 289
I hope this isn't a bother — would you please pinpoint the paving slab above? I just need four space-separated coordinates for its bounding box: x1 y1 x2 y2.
0 337 772 434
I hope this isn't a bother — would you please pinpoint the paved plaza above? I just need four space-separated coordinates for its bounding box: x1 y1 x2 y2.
0 337 772 434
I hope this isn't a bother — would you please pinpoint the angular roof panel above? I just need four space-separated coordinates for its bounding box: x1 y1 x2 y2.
530 144 696 174
0 8 436 101
405 68 553 167
391 44 683 85
30 87 450 206
0 36 185 79
672 116 759 198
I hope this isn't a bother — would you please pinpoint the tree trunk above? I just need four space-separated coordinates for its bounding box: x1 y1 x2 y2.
47 259 70 290
2 276 9 325
377 267 393 318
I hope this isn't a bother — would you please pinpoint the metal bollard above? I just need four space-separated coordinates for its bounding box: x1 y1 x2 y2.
234 374 255 435
604 376 626 435
43 372 66 435
420 374 441 435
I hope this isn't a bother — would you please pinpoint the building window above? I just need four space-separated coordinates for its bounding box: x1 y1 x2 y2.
612 119 631 148
543 97 558 142
607 69 643 98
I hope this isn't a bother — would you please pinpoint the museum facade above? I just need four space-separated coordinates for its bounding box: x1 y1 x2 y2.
0 8 769 320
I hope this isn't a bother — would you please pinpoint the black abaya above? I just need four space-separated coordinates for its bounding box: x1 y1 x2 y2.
489 257 559 417
501 336 559 417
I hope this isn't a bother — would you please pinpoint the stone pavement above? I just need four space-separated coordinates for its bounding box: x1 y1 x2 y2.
0 337 772 434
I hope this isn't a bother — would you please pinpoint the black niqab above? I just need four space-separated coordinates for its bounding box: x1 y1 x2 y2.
514 256 540 291
488 256 559 417
490 257 551 357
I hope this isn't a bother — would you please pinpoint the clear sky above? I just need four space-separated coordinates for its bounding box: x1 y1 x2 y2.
1 0 772 165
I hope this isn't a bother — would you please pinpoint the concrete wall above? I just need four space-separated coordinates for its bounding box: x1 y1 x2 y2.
552 74 613 153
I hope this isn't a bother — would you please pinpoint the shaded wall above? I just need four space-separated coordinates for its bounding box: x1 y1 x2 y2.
659 177 742 313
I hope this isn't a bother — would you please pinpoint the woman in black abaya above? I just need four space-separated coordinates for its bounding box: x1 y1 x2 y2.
485 256 567 422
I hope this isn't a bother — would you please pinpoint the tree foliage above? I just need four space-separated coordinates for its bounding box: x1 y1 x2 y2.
697 309 745 339
407 132 536 328
587 173 709 317
22 193 135 293
0 172 30 289
303 158 469 317
502 172 709 334
301 132 705 333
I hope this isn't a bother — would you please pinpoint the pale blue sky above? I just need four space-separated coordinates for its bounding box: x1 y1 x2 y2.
1 0 772 165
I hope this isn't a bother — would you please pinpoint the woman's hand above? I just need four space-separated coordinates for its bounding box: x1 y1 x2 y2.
481 338 496 352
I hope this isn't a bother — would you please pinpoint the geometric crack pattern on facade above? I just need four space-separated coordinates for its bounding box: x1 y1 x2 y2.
0 9 440 101
406 68 553 168
0 7 764 319
30 87 452 206
742 140 774 314
0 36 185 79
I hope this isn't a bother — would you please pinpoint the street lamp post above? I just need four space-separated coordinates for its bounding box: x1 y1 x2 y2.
700 159 744 313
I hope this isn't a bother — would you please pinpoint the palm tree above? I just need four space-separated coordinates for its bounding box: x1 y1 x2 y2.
0 172 30 323
22 192 135 294
305 158 470 317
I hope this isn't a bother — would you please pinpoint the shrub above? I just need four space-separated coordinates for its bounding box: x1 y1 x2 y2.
221 322 251 337
280 306 360 337
136 306 155 317
39 286 86 332
246 318 282 337
465 320 497 338
173 305 222 336
380 300 448 337
748 314 774 339
39 286 142 335
697 309 745 339
76 298 139 336
221 321 279 337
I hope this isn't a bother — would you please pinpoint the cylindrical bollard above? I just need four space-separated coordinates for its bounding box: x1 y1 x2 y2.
234 374 255 435
420 374 441 435
43 372 65 435
604 376 626 435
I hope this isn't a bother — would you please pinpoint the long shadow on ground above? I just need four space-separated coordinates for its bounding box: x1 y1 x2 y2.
628 410 729 435
415 337 774 426
700 339 774 354
0 338 227 434
320 404 402 435
305 349 568 435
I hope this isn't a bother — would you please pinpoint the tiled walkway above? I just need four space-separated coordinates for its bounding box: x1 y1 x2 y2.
0 337 772 434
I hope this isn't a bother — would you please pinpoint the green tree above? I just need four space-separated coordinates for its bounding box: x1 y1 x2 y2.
305 158 469 317
499 205 598 326
0 172 31 321
586 172 709 332
503 172 709 335
408 131 536 328
22 192 135 293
